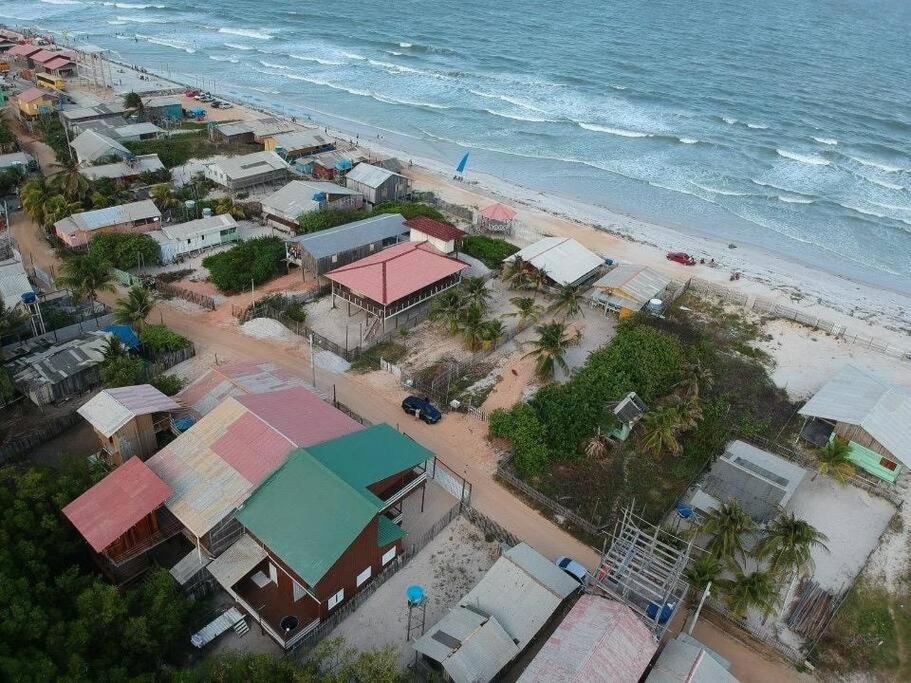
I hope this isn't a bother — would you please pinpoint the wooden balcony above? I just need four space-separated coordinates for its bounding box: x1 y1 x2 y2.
104 508 185 566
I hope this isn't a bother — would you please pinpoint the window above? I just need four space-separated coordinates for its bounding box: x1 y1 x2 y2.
356 567 371 588
327 588 344 610
369 243 375 251
881 458 898 471
292 580 306 602
331 254 338 263
268 563 278 585
381 547 396 566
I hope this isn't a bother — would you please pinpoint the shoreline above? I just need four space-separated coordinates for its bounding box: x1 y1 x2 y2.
48 46 911 346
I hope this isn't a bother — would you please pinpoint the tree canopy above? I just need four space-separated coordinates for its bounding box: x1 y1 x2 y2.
202 237 286 293
89 232 161 271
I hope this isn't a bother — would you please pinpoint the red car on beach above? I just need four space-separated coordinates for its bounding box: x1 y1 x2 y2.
666 252 696 266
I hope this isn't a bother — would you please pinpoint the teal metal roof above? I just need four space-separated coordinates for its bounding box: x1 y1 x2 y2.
308 423 432 502
236 451 377 587
377 515 405 547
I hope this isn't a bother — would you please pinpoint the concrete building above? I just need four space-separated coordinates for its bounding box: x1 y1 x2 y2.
263 129 334 159
344 162 411 207
141 95 182 121
406 216 466 254
53 199 162 248
262 179 364 233
148 214 239 263
204 151 290 192
70 129 131 165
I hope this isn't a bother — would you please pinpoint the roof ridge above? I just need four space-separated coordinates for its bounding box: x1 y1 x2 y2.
328 239 421 273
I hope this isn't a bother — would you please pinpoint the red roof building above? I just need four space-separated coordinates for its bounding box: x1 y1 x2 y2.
325 241 467 330
405 216 466 254
7 44 41 60
479 202 517 235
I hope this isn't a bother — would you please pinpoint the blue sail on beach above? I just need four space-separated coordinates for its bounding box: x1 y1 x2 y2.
456 152 469 174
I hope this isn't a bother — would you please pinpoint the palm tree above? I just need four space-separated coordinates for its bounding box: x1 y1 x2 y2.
676 359 715 400
507 296 543 325
526 267 550 298
114 286 155 329
523 321 578 381
480 319 505 348
20 177 50 226
638 405 685 456
56 253 115 307
814 436 855 484
462 276 491 311
554 283 584 319
685 553 723 591
42 194 83 228
215 196 247 219
718 568 780 618
666 393 702 431
500 255 526 284
753 511 829 578
429 290 466 334
102 335 126 360
459 305 488 352
696 500 757 561
151 183 180 219
123 91 144 114
583 426 612 459
49 156 89 202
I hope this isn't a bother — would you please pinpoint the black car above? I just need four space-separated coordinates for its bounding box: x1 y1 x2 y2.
402 395 442 424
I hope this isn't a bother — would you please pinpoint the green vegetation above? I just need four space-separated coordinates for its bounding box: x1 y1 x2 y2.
202 236 286 293
124 130 260 168
814 435 856 483
114 286 155 329
100 353 146 387
373 200 446 221
523 321 581 381
139 324 190 353
257 293 308 323
123 91 143 112
0 166 25 196
150 373 186 396
429 278 503 351
0 463 200 680
36 114 70 161
350 341 407 373
55 252 115 306
461 234 519 268
89 232 161 270
0 113 16 153
295 201 444 235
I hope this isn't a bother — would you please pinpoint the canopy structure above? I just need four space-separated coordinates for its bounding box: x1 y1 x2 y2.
478 203 517 234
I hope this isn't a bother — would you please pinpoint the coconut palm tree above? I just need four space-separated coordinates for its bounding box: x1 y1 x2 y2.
523 321 578 381
429 290 466 334
638 405 685 456
676 359 715 400
697 500 757 561
754 511 829 578
462 276 491 311
500 254 526 284
102 335 126 360
526 267 550 299
151 183 180 219
666 393 702 431
56 253 115 307
458 305 489 351
685 553 723 591
20 177 50 226
718 568 780 618
481 319 505 348
583 426 612 459
114 286 155 329
814 436 855 484
42 195 83 228
49 156 89 202
215 196 247 220
554 283 584 319
123 91 144 115
507 296 543 325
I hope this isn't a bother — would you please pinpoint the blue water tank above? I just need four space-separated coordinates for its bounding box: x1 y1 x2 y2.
406 585 425 606
646 601 675 624
312 192 326 203
21 291 37 305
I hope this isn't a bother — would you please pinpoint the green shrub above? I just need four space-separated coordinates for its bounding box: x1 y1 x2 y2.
373 201 446 221
460 235 520 268
489 403 549 477
150 373 185 396
139 324 190 352
202 237 285 293
349 341 406 373
296 207 370 234
100 354 145 387
89 232 161 270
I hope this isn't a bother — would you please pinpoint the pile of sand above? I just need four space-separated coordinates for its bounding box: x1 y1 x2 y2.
240 317 297 341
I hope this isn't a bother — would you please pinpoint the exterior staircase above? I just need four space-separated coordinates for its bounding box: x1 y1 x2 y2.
233 617 250 637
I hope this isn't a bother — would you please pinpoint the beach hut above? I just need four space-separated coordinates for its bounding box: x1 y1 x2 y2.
479 203 517 234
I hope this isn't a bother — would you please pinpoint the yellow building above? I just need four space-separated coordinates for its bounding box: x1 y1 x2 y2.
16 87 57 119
35 72 66 91
591 263 671 319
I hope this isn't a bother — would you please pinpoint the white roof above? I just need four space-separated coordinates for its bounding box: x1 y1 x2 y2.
268 130 332 151
207 534 267 589
161 214 237 241
504 542 579 599
593 264 671 309
114 122 163 137
142 95 181 108
0 257 33 307
262 180 361 220
70 129 130 164
80 154 164 180
77 384 180 437
0 152 34 169
345 162 401 189
507 237 603 285
444 616 519 683
646 635 738 683
54 199 161 235
210 151 289 181
799 365 911 466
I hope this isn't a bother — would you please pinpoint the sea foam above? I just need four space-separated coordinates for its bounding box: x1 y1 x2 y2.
777 149 830 166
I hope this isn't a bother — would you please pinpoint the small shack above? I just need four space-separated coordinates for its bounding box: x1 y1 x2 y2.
478 203 516 234
406 216 466 254
297 149 357 179
798 365 911 483
285 213 409 277
262 179 364 234
344 162 411 207
148 214 239 263
646 633 739 683
141 95 182 121
591 264 672 319
15 87 57 119
60 100 131 130
53 199 161 248
70 129 131 165
609 392 647 441
505 236 604 287
79 154 165 183
263 129 334 159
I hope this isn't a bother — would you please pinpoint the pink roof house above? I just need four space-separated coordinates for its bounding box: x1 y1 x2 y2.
324 240 467 332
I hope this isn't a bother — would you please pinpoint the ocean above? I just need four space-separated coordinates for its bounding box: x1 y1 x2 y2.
8 0 911 291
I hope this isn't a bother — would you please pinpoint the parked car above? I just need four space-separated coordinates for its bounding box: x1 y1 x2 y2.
185 89 199 97
401 395 442 424
666 251 696 266
220 102 233 109
555 556 588 586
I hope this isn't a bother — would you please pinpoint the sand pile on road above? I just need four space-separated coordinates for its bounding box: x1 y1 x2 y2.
240 317 297 341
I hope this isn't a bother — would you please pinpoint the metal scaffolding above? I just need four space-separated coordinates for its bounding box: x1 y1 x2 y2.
595 504 692 639
74 44 114 91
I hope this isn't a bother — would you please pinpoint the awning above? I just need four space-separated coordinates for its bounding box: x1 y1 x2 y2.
207 534 267 589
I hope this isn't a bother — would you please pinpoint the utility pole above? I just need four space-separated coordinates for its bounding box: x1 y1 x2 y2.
309 333 316 387
687 582 712 636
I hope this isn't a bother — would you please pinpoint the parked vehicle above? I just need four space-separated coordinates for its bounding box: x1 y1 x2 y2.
185 89 199 97
220 102 233 109
555 556 588 585
666 251 696 266
401 395 442 424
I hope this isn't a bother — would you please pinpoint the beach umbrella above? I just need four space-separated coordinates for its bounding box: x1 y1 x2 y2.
456 152 470 175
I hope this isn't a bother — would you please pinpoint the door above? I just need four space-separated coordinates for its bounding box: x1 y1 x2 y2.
268 562 278 585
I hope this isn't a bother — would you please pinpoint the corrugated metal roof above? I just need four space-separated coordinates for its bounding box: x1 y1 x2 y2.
62 458 171 553
413 606 489 662
445 617 520 683
10 330 112 391
504 543 579 599
593 264 671 309
0 256 33 306
518 595 657 683
798 365 911 466
287 213 407 259
377 515 406 547
345 162 400 188
80 154 164 180
507 237 603 286
161 214 236 241
646 635 739 682
206 534 267 589
17 87 55 103
78 384 180 437
61 101 129 121
268 130 331 150
210 151 289 181
71 129 130 164
7 44 41 57
55 199 160 235
0 152 34 169
325 240 467 305
142 95 181 108
262 179 361 220
114 122 163 137
170 546 212 585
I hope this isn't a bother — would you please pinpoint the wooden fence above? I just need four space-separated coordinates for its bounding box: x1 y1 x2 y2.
142 344 197 380
154 281 216 311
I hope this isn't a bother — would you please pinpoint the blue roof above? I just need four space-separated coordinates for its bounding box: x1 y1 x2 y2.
104 324 140 350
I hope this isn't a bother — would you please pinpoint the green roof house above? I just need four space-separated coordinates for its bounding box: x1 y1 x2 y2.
207 423 433 649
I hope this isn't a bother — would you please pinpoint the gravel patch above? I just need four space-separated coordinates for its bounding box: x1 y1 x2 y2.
314 350 351 374
240 317 297 341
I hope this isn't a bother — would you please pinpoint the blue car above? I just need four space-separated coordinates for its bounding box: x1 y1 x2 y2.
402 395 442 424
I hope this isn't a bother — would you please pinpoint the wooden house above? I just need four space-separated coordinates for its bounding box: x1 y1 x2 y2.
77 384 181 464
15 87 57 119
53 199 161 248
344 162 411 207
263 130 334 159
799 365 911 483
406 216 466 254
262 180 363 234
591 264 671 319
203 151 290 192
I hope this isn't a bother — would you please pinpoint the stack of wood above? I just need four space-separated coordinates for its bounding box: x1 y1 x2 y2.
786 578 846 639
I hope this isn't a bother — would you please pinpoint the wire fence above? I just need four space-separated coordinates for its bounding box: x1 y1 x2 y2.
154 280 216 311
